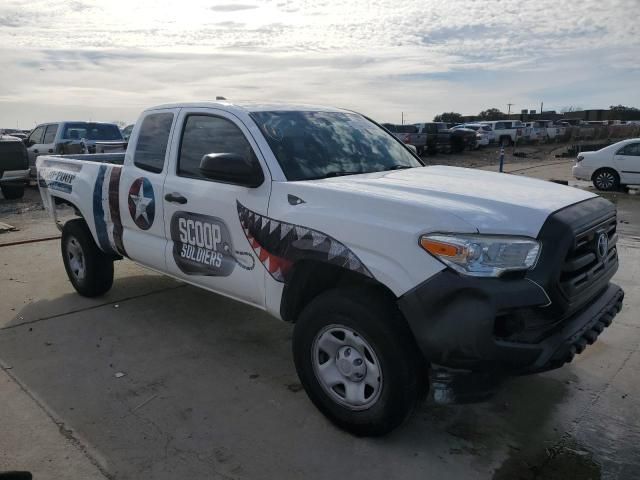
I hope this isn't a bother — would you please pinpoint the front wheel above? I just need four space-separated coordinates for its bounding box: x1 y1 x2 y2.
293 286 427 436
592 168 620 191
61 219 114 297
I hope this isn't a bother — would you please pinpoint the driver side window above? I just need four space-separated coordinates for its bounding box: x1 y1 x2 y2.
178 115 257 181
27 126 45 147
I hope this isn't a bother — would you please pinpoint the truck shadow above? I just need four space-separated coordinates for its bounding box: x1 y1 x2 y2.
1 276 579 479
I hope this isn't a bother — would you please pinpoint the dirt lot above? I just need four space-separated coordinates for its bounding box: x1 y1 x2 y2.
1 158 640 480
427 142 569 169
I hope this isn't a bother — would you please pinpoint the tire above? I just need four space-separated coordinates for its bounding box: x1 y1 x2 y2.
592 168 620 191
451 136 465 153
61 219 114 297
1 185 25 200
293 286 427 436
499 136 512 147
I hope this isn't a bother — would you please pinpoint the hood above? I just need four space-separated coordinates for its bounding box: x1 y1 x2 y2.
290 165 596 237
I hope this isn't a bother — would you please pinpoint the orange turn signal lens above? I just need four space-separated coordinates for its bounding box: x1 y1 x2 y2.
420 238 461 257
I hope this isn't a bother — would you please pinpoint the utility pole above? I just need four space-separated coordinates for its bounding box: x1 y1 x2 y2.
540 101 544 116
401 112 404 125
507 103 514 116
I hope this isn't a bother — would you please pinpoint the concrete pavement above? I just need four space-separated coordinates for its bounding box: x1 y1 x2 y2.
0 367 108 479
1 185 639 479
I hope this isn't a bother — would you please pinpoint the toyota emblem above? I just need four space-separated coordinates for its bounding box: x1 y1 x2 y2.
596 232 609 262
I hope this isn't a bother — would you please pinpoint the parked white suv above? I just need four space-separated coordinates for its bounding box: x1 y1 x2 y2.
573 138 640 190
524 122 547 143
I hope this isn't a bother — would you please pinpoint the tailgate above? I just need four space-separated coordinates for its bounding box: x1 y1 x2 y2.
91 141 127 153
0 141 28 173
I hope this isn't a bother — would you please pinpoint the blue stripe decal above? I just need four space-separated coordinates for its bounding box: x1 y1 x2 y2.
93 165 116 255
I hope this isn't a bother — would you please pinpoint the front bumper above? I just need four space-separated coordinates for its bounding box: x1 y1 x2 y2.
572 164 594 181
398 269 623 375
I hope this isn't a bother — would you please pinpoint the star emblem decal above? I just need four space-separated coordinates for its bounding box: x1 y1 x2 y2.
127 177 155 230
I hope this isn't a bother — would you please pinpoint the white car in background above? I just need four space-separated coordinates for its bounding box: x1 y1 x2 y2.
452 123 492 147
573 138 640 190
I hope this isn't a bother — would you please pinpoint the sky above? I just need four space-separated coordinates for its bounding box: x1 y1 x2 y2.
0 0 638 128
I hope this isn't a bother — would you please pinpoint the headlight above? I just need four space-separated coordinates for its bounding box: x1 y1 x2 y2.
419 234 541 277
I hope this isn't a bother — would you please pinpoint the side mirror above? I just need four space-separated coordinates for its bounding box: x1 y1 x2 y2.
22 138 29 146
199 153 264 188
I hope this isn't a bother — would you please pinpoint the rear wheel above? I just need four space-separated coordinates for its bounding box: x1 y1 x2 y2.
293 286 427 436
451 136 465 153
61 219 114 297
499 136 512 147
592 168 620 191
1 185 25 199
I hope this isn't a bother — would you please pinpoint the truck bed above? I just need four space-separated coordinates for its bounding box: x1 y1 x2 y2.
46 153 125 164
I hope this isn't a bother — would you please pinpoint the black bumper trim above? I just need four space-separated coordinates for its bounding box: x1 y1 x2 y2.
398 267 624 374
518 283 623 373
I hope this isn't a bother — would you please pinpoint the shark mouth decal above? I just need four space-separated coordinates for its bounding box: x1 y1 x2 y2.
237 201 372 282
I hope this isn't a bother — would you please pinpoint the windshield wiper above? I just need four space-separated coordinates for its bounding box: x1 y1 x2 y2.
307 166 413 180
385 165 414 171
308 171 364 180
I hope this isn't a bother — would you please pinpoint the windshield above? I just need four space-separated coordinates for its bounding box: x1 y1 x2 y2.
250 111 422 181
62 122 123 141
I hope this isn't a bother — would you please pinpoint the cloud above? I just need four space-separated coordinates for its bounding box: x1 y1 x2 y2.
0 0 638 127
210 4 257 11
0 14 21 27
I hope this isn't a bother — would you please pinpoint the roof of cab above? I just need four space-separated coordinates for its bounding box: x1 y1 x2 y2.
146 101 351 115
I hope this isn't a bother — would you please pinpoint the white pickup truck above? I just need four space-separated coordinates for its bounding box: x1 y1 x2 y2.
37 101 624 436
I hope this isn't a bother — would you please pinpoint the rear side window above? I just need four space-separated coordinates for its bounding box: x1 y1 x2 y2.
61 122 122 140
394 125 417 134
43 124 58 143
178 115 256 180
618 143 640 156
134 113 174 173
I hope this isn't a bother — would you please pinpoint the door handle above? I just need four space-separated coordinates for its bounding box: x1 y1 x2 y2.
164 192 188 204
48 149 54 153
33 149 39 154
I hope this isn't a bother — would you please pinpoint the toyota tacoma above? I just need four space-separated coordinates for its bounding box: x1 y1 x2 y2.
37 101 623 436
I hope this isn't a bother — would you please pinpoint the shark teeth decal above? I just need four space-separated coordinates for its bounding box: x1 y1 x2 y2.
236 201 373 283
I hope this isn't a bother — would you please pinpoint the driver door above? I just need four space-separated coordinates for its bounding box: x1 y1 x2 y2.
25 125 45 174
163 108 271 307
613 142 640 185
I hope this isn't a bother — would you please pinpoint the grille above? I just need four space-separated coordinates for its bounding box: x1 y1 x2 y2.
559 212 617 301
